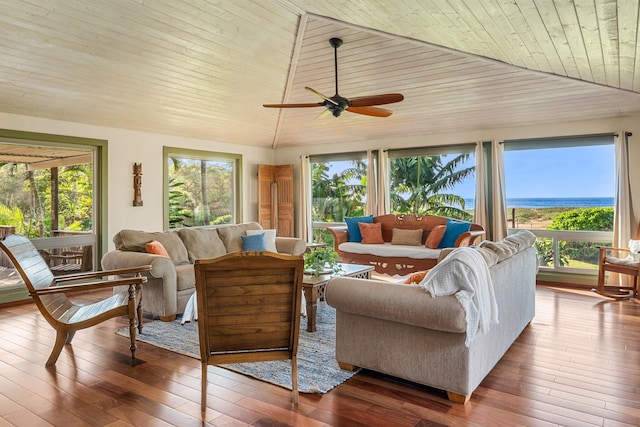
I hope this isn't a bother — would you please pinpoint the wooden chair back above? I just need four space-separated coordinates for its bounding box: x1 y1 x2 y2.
194 251 304 411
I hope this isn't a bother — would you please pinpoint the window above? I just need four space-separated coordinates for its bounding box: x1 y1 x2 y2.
309 152 369 243
164 148 241 229
0 130 105 302
503 134 615 272
388 145 475 221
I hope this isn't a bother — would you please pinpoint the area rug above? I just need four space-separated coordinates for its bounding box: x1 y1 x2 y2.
116 302 358 393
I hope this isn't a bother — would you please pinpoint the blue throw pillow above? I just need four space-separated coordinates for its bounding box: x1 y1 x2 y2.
241 233 266 251
438 219 471 248
344 215 374 242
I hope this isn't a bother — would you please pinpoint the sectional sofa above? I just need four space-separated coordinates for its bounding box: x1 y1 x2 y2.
325 230 537 403
101 222 307 321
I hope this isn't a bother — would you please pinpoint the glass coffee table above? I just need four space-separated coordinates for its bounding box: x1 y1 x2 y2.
303 263 373 332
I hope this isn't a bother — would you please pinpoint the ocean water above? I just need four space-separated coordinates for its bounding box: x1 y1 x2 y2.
463 197 614 210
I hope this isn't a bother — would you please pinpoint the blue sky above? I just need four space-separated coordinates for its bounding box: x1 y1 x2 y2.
452 145 615 199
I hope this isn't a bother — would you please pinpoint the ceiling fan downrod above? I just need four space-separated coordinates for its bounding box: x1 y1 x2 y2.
330 38 343 97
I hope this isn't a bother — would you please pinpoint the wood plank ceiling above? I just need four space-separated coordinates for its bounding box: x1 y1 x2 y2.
1 1 640 149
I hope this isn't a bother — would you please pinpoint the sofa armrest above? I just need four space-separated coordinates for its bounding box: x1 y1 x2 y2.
455 230 486 247
101 250 176 281
325 276 467 333
328 226 348 250
275 237 307 256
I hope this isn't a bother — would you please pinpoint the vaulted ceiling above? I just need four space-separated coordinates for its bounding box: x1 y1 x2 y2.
2 1 640 149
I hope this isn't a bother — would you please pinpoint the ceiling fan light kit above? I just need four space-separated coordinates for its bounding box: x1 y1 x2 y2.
263 38 404 117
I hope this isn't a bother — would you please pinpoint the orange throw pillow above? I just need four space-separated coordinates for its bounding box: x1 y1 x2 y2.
404 270 429 284
146 240 170 257
358 222 384 244
425 225 446 249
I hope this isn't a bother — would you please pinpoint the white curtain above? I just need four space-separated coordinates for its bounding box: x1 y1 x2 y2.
377 150 390 215
473 141 489 236
365 150 378 216
610 131 635 285
298 155 313 243
491 140 509 241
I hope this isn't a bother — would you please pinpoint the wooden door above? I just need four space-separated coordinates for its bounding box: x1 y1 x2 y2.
257 164 294 237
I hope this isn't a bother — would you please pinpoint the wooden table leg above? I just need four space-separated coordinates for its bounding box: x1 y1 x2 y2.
303 286 318 332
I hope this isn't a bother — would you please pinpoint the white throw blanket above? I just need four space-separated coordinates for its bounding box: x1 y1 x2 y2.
418 247 498 346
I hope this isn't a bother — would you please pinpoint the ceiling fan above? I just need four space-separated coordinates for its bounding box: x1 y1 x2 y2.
263 37 404 118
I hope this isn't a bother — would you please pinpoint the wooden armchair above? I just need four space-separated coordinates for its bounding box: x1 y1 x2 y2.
596 243 639 300
194 251 304 412
0 234 150 367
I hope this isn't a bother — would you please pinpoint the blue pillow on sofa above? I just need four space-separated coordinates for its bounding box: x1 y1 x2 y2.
344 215 374 242
241 233 266 251
438 219 471 248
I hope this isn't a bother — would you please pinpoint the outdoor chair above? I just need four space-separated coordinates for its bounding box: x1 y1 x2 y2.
596 232 640 299
194 251 304 412
0 234 150 367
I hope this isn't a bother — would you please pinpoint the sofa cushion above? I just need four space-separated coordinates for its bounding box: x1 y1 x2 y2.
241 233 266 251
425 225 446 249
177 227 227 262
345 215 374 242
115 229 190 265
175 263 196 291
246 229 277 252
339 242 441 259
439 219 471 248
217 222 263 253
359 222 384 244
391 228 423 246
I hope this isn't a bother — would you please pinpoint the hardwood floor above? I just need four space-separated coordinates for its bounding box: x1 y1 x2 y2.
0 285 639 426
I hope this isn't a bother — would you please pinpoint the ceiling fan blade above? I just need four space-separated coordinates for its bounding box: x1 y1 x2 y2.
348 93 404 107
346 106 393 117
305 87 339 105
263 103 323 108
315 108 333 120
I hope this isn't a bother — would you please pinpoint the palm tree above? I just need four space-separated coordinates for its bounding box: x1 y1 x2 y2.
389 154 474 220
311 160 367 222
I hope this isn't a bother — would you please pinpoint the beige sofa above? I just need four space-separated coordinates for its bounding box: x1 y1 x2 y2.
101 222 307 321
325 230 537 403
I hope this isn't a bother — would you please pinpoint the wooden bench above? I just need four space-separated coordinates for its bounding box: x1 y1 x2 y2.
328 214 485 275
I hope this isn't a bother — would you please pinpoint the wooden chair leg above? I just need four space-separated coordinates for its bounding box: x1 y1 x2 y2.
65 331 76 344
201 363 208 413
46 330 68 367
291 356 299 404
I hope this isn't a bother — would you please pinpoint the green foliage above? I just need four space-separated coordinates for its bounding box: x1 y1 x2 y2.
168 177 194 228
0 162 93 236
535 238 569 267
303 246 340 276
389 154 474 221
311 160 367 223
168 157 234 228
547 207 614 231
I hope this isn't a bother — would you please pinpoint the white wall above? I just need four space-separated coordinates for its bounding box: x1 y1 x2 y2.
0 112 275 250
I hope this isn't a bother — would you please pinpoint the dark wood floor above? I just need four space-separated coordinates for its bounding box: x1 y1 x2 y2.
0 285 639 426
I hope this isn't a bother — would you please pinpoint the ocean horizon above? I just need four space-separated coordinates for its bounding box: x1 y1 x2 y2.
463 197 614 210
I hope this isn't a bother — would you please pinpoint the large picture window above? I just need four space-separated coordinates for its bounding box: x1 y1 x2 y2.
0 130 105 303
309 152 369 243
503 134 615 272
164 148 241 229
